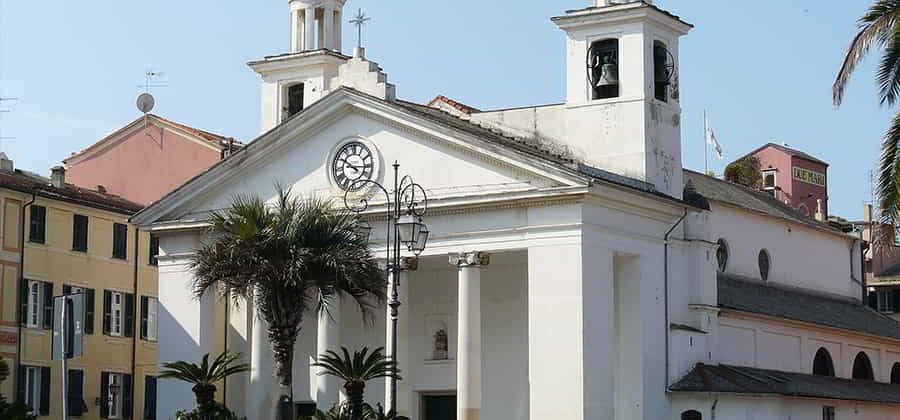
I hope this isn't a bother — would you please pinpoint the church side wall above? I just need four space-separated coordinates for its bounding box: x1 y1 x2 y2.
672 394 900 420
707 202 859 299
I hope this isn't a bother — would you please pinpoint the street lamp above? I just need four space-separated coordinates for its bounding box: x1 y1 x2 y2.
343 161 428 414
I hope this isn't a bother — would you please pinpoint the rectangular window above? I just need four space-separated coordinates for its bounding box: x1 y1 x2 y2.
108 373 123 419
20 365 50 416
104 291 134 337
112 223 128 259
23 280 52 329
822 406 835 420
101 372 132 419
110 292 122 336
29 205 46 244
144 376 157 419
141 296 158 342
72 214 89 252
149 235 159 266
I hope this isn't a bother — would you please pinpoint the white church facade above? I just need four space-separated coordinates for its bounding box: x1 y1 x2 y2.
133 1 900 419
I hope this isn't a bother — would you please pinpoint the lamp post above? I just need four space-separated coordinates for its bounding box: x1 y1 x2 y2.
343 161 428 414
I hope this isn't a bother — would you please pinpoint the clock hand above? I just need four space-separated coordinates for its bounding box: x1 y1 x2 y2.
339 158 362 172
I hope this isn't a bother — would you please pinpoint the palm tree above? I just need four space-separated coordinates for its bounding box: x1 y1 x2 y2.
159 351 250 409
190 187 386 414
313 347 400 420
834 0 900 245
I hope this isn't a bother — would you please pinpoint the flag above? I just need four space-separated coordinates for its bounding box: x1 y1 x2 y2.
705 115 723 159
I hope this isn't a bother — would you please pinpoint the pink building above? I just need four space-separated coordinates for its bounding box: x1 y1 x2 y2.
734 143 829 218
64 114 238 205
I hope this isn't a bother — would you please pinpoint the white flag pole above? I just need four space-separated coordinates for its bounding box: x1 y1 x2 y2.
704 110 708 174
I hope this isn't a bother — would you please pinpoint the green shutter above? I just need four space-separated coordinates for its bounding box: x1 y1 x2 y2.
100 372 110 418
144 376 157 420
103 290 112 335
140 296 148 340
39 366 50 415
85 288 95 334
42 282 53 330
124 294 135 338
68 370 85 416
123 374 133 419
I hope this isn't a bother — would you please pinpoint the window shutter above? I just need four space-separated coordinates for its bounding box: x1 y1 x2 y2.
123 374 133 419
144 376 157 420
103 290 112 335
42 282 53 330
100 372 110 418
140 296 148 340
20 279 28 327
68 370 85 416
39 366 51 416
85 288 95 334
15 364 25 402
124 294 135 338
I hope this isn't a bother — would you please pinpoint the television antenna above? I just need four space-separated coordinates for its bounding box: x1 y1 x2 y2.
0 97 17 150
135 69 166 115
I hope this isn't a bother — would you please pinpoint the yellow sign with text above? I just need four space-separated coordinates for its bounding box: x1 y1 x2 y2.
792 166 826 187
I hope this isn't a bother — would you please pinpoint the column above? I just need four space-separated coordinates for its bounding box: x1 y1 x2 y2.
451 252 490 420
385 258 414 415
334 9 343 53
304 8 317 51
249 302 277 420
322 6 335 51
316 296 341 410
291 9 302 52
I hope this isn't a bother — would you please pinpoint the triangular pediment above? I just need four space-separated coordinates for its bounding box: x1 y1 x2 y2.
133 88 589 225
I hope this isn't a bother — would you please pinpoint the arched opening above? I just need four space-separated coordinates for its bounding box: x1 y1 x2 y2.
681 410 702 420
812 348 835 377
891 363 900 384
716 239 729 272
653 41 673 102
852 352 874 381
588 39 619 100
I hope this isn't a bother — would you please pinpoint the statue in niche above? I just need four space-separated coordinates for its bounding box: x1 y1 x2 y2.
432 328 449 360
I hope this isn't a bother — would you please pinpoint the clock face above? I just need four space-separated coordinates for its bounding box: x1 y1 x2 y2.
332 141 375 191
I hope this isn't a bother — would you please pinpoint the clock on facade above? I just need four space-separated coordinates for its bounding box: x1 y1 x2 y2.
331 141 375 191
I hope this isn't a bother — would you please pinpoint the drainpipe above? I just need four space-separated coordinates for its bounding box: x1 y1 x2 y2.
131 227 139 417
664 209 687 390
15 191 36 399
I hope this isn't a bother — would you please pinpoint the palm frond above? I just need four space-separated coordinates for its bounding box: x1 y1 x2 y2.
833 0 900 105
878 25 900 105
313 346 400 383
876 111 900 248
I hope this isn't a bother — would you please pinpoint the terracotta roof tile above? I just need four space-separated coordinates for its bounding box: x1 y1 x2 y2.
427 95 481 115
0 169 143 215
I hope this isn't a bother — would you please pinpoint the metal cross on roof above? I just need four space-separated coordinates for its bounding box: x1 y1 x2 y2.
350 8 371 49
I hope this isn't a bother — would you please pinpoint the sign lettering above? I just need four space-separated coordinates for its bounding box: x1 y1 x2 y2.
792 166 826 187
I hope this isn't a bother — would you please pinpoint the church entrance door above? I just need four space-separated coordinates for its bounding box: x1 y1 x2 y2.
421 394 456 420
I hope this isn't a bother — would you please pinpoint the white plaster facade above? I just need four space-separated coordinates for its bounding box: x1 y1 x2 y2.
134 1 900 419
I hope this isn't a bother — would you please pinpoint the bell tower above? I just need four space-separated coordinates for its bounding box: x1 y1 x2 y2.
249 0 349 133
553 0 692 198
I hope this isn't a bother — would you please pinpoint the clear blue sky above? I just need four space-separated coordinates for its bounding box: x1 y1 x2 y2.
0 0 892 220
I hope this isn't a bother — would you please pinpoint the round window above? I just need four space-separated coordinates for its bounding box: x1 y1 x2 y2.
758 249 771 281
716 239 729 272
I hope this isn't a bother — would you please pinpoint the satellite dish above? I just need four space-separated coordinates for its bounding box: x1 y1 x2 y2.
136 93 155 114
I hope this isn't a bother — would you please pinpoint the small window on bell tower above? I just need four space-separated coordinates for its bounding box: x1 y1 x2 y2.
285 83 305 120
588 39 619 100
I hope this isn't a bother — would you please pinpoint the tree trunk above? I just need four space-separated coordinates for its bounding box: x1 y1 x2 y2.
192 383 217 409
344 381 366 420
268 322 300 419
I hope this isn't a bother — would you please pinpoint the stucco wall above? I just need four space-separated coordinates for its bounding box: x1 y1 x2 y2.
707 202 859 299
66 123 223 205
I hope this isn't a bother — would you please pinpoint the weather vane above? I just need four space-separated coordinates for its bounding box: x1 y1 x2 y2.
350 8 371 49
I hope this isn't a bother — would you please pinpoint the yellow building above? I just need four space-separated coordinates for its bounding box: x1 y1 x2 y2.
0 156 158 419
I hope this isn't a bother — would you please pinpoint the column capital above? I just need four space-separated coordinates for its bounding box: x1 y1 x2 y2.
449 252 490 267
